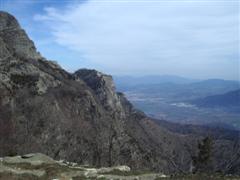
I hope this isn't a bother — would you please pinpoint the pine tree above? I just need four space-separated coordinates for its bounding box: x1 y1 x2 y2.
192 136 214 173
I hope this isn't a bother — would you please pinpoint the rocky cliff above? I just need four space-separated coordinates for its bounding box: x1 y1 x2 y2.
0 11 239 175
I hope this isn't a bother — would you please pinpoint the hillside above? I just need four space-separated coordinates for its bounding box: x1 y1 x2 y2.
191 89 240 108
0 11 239 175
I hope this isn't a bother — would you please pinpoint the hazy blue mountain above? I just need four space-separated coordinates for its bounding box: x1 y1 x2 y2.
115 78 240 101
113 75 198 91
191 89 240 108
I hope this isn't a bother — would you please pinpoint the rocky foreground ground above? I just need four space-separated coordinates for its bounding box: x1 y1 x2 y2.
0 153 240 180
0 153 168 180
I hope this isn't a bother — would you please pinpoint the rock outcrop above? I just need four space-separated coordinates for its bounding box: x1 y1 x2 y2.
0 12 41 60
0 11 239 175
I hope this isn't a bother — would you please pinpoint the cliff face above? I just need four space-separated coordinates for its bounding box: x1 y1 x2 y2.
0 11 239 175
0 12 41 60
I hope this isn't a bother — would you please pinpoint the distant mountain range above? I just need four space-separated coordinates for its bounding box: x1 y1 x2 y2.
115 76 240 101
114 75 238 89
113 75 198 89
115 76 240 129
191 89 240 108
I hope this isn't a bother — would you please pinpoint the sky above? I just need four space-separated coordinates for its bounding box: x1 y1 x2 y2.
1 0 239 80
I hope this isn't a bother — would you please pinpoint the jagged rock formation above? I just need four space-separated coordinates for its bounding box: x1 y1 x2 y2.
0 12 41 60
0 11 239 175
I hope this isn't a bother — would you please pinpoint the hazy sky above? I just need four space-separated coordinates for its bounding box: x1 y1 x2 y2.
1 0 239 80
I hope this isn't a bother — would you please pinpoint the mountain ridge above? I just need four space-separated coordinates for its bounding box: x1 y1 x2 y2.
191 89 240 108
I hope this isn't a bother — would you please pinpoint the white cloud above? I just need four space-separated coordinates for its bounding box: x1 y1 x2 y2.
34 0 239 79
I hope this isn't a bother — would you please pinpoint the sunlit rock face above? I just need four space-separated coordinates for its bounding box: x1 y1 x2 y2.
0 12 42 60
0 11 239 175
74 69 128 119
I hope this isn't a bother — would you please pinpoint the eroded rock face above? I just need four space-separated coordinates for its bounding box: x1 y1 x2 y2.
74 69 128 119
0 12 68 97
0 11 239 175
0 12 41 60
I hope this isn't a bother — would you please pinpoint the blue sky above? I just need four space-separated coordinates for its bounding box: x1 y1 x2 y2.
1 0 239 80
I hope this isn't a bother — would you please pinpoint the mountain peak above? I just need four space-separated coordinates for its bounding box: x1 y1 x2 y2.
74 69 124 112
0 11 20 31
0 11 41 60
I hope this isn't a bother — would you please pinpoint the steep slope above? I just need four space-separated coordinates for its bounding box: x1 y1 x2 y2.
0 11 239 175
